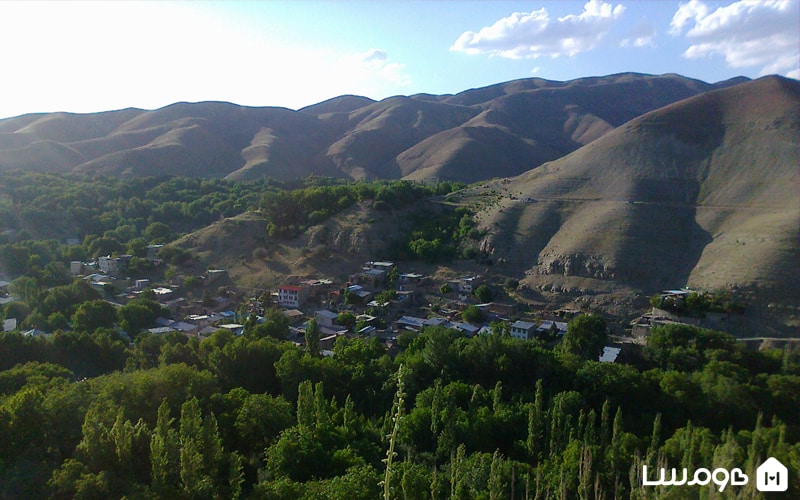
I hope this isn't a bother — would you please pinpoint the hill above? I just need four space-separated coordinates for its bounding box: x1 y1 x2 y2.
0 73 734 182
459 76 798 331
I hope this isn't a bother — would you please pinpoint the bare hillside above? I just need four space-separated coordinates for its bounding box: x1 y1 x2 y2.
0 73 731 182
466 76 798 326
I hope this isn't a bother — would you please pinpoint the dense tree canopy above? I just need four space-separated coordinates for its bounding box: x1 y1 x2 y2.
0 172 797 498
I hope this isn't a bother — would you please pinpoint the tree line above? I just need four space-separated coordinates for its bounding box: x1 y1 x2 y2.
0 312 796 498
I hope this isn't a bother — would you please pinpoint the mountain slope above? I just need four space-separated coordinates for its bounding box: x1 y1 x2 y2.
0 73 735 182
469 76 799 310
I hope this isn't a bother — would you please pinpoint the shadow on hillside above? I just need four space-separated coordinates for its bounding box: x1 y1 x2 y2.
617 178 712 292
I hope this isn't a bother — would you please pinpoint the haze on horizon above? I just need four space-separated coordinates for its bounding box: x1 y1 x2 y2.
0 0 797 119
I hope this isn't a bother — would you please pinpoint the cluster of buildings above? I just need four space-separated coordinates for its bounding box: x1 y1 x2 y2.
2 251 626 363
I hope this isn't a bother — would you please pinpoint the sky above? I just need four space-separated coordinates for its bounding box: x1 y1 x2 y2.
0 0 797 119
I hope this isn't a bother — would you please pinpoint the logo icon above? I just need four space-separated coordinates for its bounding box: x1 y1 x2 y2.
756 457 788 492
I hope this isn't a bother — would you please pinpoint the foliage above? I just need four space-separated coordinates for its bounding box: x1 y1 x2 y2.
472 284 493 303
558 314 607 360
461 305 485 324
0 174 797 498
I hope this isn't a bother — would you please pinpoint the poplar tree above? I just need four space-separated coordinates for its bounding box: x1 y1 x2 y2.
305 318 320 357
297 380 315 429
150 399 179 495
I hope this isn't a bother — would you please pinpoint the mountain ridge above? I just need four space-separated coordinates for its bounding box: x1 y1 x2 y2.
0 72 756 182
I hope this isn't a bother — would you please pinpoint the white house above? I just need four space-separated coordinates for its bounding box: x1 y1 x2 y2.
536 320 568 336
314 310 339 328
278 284 308 308
510 320 537 341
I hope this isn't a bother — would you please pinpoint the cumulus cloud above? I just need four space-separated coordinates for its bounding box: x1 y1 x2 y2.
621 19 656 47
450 0 625 59
670 0 800 77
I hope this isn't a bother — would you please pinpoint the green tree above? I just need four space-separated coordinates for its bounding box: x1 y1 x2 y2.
144 222 173 244
472 284 493 303
305 318 320 357
461 305 484 324
559 314 607 360
337 311 357 330
151 399 180 495
179 397 216 498
71 300 119 333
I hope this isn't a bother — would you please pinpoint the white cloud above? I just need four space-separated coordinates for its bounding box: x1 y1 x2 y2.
670 0 800 77
621 19 656 47
450 0 625 59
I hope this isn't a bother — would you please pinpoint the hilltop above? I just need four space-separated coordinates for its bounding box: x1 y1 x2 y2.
0 73 738 182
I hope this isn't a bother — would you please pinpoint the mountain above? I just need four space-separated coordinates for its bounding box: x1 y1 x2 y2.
0 73 739 182
465 75 799 324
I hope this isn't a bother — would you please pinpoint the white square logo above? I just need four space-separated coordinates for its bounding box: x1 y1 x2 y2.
757 457 788 492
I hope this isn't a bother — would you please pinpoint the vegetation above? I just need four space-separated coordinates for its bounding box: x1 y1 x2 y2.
649 291 745 317
0 309 794 497
0 172 797 498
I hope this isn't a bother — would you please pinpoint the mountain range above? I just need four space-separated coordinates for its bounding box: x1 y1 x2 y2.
0 72 748 182
1 72 797 332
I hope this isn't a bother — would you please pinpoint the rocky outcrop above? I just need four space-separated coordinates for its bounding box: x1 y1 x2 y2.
536 253 617 280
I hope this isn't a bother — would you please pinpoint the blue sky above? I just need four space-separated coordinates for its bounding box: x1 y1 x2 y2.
0 1 797 118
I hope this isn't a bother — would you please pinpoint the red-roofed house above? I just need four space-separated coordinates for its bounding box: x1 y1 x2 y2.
278 284 309 308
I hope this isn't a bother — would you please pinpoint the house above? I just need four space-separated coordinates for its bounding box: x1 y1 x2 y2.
599 346 622 363
147 326 174 335
282 309 305 325
278 284 308 308
457 276 482 301
364 261 395 273
394 315 447 332
459 276 481 293
510 320 537 341
98 255 132 276
70 261 84 276
152 287 174 300
362 269 386 288
398 273 424 291
217 323 244 336
2 318 16 332
346 285 373 302
450 322 480 337
22 329 50 338
536 320 568 336
314 310 339 328
170 321 198 335
206 268 226 282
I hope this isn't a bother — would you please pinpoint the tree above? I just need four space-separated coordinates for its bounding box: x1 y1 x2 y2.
71 300 118 333
305 318 320 357
251 308 290 340
461 305 484 324
144 222 173 244
472 284 493 303
337 311 357 330
559 314 607 360
119 299 166 335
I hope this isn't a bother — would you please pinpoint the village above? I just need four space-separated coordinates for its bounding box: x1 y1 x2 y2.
1 242 755 366
0 248 655 362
